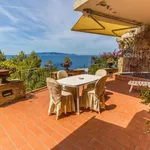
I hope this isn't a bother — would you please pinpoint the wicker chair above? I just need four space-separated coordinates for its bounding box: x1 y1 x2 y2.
47 78 75 120
95 69 107 76
57 70 76 100
82 76 107 113
57 70 68 79
87 69 107 90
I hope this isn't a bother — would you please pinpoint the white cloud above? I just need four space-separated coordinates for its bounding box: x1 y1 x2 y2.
0 26 16 32
0 6 19 23
0 0 118 55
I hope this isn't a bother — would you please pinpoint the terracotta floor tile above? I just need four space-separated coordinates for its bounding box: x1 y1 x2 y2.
33 143 48 150
89 138 109 150
29 125 44 136
0 80 150 149
0 126 7 138
58 122 76 132
43 126 54 136
29 115 48 129
75 140 94 150
57 142 80 150
39 133 57 149
25 132 41 147
0 135 17 150
50 132 64 143
45 121 70 137
19 144 32 150
17 113 29 122
0 116 26 148
101 136 123 149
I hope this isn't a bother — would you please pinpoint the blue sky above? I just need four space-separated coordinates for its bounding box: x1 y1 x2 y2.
0 0 118 55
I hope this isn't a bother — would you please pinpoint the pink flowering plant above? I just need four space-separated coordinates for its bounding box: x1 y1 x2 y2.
99 49 122 67
89 49 121 74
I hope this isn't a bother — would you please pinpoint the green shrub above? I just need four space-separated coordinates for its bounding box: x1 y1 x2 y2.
0 51 57 92
140 86 150 105
139 86 150 134
88 64 101 75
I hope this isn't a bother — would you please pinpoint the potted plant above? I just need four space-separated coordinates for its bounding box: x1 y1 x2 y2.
107 57 115 68
60 57 72 70
45 60 53 69
0 67 16 83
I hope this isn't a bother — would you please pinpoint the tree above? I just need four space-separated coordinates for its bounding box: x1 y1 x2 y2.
0 50 6 62
17 51 27 61
26 51 41 68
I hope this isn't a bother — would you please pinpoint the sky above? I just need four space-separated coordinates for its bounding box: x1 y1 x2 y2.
0 0 118 55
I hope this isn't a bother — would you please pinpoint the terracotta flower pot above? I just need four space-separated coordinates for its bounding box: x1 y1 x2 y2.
0 68 16 84
0 69 10 83
107 63 114 68
60 61 72 70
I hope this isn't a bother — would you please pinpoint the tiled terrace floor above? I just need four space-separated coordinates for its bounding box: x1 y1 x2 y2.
0 79 150 150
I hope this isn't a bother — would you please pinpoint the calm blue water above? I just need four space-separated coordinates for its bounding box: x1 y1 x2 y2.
7 54 92 70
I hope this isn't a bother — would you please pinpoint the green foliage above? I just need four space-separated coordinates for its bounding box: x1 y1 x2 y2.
91 56 107 67
26 51 41 68
144 120 150 134
64 57 71 63
0 51 57 92
45 60 52 68
17 51 27 62
107 57 115 64
45 60 52 66
20 68 51 92
0 59 16 69
89 50 119 74
0 50 6 62
139 86 150 134
88 64 101 75
89 57 107 74
140 86 150 105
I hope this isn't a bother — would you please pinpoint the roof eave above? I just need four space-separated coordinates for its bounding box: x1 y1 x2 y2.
74 0 88 10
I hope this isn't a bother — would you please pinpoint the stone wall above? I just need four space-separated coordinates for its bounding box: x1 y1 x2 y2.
115 74 150 82
0 80 25 106
118 26 150 73
118 57 131 73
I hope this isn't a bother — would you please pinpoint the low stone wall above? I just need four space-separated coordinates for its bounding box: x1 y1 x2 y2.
0 80 25 106
115 74 150 82
51 70 85 80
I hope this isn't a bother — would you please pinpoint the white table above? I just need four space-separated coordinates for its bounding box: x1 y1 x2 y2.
57 74 101 114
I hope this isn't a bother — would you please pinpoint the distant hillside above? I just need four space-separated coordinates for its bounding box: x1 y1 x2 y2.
36 52 77 56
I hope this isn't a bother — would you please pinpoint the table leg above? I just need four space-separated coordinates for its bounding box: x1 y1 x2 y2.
76 87 80 115
83 85 85 90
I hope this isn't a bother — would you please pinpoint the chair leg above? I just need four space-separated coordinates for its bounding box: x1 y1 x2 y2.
48 99 53 116
72 95 76 112
98 100 101 114
64 105 67 114
89 94 93 110
56 105 59 120
100 94 106 110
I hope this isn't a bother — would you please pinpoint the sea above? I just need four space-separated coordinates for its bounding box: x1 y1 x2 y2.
6 54 92 70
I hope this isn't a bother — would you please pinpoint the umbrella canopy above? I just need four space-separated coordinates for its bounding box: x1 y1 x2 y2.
72 14 137 37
